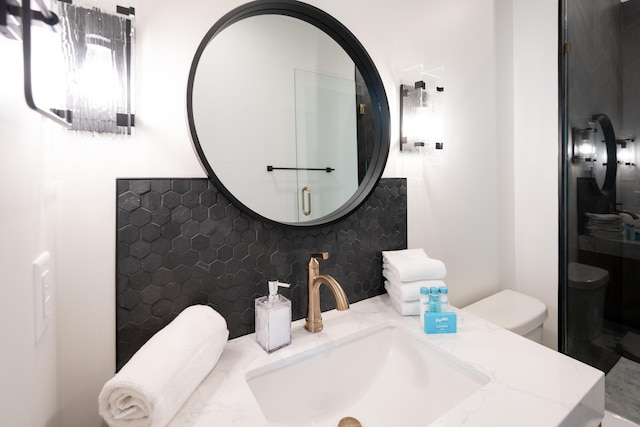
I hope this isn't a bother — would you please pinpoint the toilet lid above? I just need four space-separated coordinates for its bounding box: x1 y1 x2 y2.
462 289 548 336
568 262 609 289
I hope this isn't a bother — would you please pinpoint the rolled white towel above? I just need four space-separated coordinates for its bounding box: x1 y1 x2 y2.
384 278 446 302
98 305 229 427
382 248 446 281
385 283 420 316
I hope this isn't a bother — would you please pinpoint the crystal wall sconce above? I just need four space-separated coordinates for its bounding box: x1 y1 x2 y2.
571 122 597 165
1 0 135 133
399 78 444 156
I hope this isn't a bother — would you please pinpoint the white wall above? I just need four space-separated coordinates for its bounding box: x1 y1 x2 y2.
0 0 558 425
0 39 61 427
512 0 559 349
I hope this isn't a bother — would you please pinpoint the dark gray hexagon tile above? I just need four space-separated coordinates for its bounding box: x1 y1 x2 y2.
171 206 191 224
130 240 151 259
209 260 225 278
172 265 191 283
116 180 129 194
116 177 407 369
150 180 171 194
199 218 217 235
171 236 190 254
181 220 199 238
200 247 217 264
172 295 191 313
172 179 191 194
141 285 162 305
152 299 172 317
130 303 152 324
224 257 242 274
182 190 199 208
141 191 162 211
141 223 161 243
151 206 171 226
129 180 151 195
200 189 217 207
120 288 141 309
209 204 225 220
150 238 171 255
130 271 151 291
119 224 140 244
161 222 181 240
241 256 257 272
140 316 163 332
191 234 209 251
118 191 140 212
162 282 181 300
151 267 172 286
191 180 208 193
142 253 163 273
233 242 249 259
192 205 208 222
182 249 200 267
233 217 249 232
217 245 233 261
119 256 141 276
162 191 181 209
162 251 182 270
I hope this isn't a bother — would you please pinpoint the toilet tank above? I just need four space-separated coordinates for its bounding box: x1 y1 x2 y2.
462 289 548 344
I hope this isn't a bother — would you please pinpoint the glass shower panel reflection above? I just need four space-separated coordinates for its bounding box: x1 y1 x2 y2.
564 0 640 424
294 69 358 221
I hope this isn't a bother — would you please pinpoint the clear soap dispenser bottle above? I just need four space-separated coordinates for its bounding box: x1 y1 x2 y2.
255 280 292 353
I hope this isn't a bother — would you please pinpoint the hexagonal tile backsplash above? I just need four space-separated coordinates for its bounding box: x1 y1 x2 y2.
116 178 407 369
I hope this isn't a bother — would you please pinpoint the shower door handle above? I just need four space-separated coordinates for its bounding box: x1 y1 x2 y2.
301 186 311 216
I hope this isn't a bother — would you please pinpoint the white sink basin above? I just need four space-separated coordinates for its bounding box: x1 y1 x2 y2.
246 323 489 426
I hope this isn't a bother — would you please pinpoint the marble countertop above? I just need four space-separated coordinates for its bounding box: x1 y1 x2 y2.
168 295 604 427
579 234 640 260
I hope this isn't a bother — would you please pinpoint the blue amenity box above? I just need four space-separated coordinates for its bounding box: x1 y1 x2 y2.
424 312 457 334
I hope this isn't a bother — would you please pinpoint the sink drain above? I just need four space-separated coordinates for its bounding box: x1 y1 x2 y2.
338 416 362 427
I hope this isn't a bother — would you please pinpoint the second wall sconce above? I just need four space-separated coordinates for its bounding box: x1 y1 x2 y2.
400 78 444 157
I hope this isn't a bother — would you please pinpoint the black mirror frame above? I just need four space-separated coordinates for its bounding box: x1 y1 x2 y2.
186 0 390 228
591 113 618 196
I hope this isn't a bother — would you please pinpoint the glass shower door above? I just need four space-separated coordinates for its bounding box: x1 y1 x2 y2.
294 69 358 221
562 0 640 424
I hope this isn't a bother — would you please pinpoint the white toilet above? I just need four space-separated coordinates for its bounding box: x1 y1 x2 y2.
567 262 609 342
462 289 548 344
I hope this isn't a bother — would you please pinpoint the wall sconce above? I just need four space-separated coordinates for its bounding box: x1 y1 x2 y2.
399 76 444 157
0 0 134 132
571 122 597 169
55 2 135 134
617 136 635 166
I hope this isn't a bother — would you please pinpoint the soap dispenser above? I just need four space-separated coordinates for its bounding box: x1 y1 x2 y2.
255 280 292 353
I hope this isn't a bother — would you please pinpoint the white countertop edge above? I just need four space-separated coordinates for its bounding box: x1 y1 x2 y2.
168 294 605 427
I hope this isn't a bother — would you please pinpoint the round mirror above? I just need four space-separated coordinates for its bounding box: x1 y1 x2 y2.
187 1 390 227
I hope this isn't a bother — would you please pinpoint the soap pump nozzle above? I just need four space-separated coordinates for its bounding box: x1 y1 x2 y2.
268 280 290 302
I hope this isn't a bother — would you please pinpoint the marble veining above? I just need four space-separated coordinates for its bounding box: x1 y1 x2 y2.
606 357 640 424
167 295 604 427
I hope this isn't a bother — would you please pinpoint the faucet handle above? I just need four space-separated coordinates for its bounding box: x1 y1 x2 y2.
310 252 329 261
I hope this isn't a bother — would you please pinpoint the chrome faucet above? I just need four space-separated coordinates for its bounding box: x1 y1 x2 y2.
305 252 349 333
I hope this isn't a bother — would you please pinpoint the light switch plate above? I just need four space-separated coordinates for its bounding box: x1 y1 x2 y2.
33 251 52 342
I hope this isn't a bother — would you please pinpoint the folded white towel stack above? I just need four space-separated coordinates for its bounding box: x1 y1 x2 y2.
382 248 446 282
585 212 623 239
98 305 229 427
382 249 447 316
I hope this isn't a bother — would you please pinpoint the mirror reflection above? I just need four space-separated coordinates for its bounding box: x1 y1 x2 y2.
189 8 383 226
